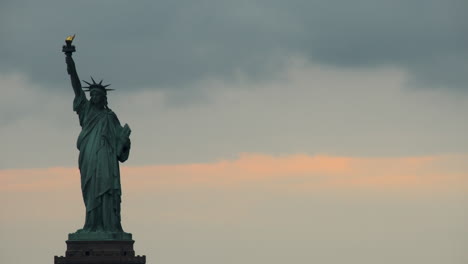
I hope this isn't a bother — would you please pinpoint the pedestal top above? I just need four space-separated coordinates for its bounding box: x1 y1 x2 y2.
68 231 132 241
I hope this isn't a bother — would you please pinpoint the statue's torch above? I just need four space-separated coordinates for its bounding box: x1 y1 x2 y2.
62 34 76 56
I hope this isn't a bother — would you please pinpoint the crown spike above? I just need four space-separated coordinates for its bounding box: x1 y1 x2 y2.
82 77 114 92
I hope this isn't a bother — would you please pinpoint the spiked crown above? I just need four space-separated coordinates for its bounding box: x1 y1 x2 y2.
82 76 114 93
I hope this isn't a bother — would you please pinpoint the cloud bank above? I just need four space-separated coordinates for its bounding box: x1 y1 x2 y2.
2 60 468 170
1 0 466 90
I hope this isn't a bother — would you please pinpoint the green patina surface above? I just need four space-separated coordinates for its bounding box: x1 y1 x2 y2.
64 36 132 241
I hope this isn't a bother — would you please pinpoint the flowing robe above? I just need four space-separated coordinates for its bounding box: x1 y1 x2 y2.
73 90 130 233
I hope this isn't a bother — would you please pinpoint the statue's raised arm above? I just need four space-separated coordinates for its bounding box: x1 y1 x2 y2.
62 35 82 97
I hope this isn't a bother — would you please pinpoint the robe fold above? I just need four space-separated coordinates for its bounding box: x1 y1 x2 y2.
73 90 130 232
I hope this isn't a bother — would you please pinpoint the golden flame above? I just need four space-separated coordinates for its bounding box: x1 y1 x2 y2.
66 34 75 42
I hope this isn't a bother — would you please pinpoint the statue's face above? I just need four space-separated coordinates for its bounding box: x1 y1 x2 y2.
90 90 107 107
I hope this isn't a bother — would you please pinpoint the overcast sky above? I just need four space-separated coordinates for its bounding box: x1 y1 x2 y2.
1 1 467 264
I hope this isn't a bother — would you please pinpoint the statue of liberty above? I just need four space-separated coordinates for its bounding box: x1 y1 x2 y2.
62 35 132 240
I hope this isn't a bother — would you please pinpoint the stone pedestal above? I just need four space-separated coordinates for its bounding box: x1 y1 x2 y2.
54 240 146 264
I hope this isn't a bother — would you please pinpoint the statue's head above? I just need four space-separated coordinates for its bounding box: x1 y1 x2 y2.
90 89 107 107
82 77 114 108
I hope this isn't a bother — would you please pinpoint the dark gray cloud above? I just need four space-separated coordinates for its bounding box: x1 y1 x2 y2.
1 0 467 91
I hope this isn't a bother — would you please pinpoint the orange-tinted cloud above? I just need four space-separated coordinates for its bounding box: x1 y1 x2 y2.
0 167 79 192
1 153 467 193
